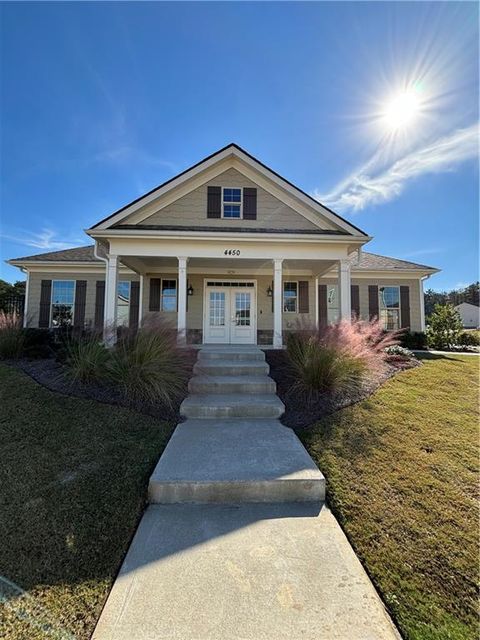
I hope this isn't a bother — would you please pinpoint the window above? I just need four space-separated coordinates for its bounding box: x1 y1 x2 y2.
327 285 339 324
379 286 400 330
51 280 75 327
117 281 131 327
209 291 225 326
283 282 298 313
162 279 177 311
222 188 242 218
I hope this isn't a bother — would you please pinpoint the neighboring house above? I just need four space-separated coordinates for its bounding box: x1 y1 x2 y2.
7 144 439 346
454 302 480 329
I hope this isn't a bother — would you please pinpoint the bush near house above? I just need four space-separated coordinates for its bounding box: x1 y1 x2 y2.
427 304 463 349
285 319 400 398
65 332 110 384
0 310 24 359
400 331 427 350
459 330 480 346
106 324 192 407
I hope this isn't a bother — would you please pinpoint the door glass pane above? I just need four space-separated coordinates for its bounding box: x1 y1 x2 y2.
209 292 225 326
235 292 251 326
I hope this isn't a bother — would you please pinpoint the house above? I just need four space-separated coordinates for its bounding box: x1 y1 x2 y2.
7 144 439 346
454 302 480 329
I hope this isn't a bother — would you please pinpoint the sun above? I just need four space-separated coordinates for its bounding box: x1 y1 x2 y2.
382 90 422 130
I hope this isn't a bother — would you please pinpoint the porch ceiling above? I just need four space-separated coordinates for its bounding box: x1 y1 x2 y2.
120 255 337 277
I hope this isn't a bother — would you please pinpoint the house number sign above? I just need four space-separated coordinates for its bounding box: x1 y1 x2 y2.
224 249 241 256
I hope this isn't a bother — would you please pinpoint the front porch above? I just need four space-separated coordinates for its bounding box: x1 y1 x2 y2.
102 252 354 347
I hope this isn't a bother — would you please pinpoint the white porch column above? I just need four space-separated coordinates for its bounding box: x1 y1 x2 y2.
338 259 351 321
177 256 188 344
315 276 319 329
273 258 283 348
104 254 119 345
138 275 144 328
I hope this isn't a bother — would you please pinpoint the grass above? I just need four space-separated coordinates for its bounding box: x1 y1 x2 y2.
299 354 479 640
0 363 174 640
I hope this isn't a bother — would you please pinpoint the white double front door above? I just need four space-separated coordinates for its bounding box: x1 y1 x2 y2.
204 282 256 344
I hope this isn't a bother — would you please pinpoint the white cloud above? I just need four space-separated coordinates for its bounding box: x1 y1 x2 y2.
2 228 82 252
401 247 444 258
314 123 479 212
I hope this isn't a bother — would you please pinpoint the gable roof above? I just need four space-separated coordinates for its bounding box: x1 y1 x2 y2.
455 302 479 309
89 143 368 237
7 244 439 273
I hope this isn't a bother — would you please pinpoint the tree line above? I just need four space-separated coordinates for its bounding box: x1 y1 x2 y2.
425 282 479 317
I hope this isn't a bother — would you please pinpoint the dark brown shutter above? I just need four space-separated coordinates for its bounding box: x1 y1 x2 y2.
73 280 87 329
368 285 379 320
95 281 105 330
243 188 257 220
207 186 221 218
298 281 309 314
38 280 52 328
351 285 360 319
318 284 327 328
400 286 410 329
129 281 140 330
271 280 274 313
149 278 161 312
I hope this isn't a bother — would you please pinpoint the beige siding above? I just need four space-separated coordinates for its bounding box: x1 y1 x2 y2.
26 272 139 328
321 277 422 332
26 270 423 335
144 273 317 333
139 168 322 231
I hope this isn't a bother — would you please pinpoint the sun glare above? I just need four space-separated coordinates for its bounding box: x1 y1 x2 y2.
382 90 422 131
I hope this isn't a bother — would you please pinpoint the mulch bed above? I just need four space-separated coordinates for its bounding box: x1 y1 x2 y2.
14 358 192 424
12 350 419 431
265 349 420 430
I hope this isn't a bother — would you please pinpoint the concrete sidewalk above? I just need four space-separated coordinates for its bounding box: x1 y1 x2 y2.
93 345 400 640
93 503 399 640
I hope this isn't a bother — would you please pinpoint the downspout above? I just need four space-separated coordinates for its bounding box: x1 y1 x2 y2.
420 274 431 332
20 268 30 328
94 241 109 333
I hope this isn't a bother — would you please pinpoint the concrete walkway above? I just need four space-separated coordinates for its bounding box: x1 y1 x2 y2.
93 346 399 640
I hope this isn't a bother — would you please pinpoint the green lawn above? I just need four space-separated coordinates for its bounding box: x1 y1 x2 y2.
0 364 174 640
300 354 479 640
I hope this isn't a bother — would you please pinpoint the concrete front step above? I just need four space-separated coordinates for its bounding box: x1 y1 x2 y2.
188 374 276 395
149 419 324 504
198 347 265 362
193 359 270 376
180 393 284 419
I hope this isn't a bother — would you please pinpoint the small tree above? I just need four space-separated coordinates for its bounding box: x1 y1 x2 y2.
427 304 463 350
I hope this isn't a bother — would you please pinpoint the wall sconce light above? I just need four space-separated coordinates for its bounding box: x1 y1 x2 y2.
187 284 194 296
266 285 273 298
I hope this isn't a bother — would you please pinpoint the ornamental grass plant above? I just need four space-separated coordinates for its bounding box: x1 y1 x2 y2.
286 318 400 397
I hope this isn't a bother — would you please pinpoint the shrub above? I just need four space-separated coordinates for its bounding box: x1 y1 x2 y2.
384 345 415 359
459 331 480 346
22 328 55 359
400 331 427 350
427 304 463 350
285 318 400 397
64 332 110 384
0 311 25 359
106 324 191 407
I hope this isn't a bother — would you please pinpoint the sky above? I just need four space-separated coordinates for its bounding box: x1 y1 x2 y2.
0 1 478 290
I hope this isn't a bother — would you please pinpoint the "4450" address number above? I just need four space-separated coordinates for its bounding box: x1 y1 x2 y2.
224 249 241 256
